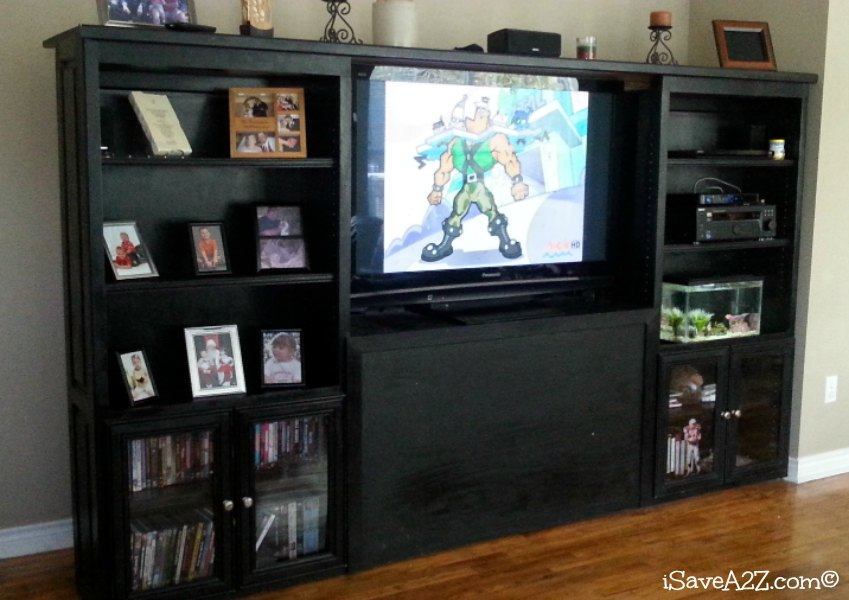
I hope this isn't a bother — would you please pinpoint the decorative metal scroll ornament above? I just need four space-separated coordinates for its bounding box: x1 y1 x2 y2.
320 0 363 44
646 26 678 66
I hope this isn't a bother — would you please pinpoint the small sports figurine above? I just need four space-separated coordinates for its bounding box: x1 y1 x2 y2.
683 418 702 475
240 0 273 37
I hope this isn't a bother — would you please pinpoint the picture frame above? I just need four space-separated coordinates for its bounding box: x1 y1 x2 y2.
96 0 197 28
229 87 308 159
103 221 159 281
713 20 777 71
189 223 231 276
117 350 158 406
261 329 305 388
255 205 309 272
184 325 247 398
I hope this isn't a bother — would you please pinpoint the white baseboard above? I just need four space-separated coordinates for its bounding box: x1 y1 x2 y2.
786 447 849 484
0 518 73 559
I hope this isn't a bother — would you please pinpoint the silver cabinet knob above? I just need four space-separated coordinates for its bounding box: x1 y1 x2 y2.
733 409 742 418
223 499 235 512
242 496 254 509
721 411 732 420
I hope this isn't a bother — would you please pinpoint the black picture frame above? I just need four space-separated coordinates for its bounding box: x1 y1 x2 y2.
116 349 158 406
189 222 232 276
255 205 310 272
96 0 198 28
260 329 306 388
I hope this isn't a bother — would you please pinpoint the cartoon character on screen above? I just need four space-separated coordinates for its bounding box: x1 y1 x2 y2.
683 418 702 475
420 96 530 262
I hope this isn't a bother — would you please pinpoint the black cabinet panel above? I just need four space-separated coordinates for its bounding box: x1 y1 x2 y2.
349 323 646 569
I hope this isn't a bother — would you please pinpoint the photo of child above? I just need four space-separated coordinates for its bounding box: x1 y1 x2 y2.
257 206 303 237
103 222 158 280
276 94 299 112
259 238 308 270
190 224 229 274
184 326 247 398
262 330 304 386
100 0 194 27
118 351 157 404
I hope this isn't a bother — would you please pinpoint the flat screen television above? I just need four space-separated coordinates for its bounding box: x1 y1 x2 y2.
352 65 622 308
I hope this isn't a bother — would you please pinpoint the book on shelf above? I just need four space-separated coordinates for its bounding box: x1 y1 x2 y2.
130 508 215 592
128 431 214 492
129 91 192 157
254 417 323 471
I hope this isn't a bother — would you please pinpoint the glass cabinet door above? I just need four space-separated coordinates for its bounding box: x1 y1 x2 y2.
113 416 231 599
658 353 728 494
239 399 343 586
728 346 790 478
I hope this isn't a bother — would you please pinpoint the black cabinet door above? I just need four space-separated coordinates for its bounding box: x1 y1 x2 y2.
656 349 730 498
109 411 234 600
727 343 793 481
235 396 345 591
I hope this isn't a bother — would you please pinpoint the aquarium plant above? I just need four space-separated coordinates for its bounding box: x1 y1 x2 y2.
662 307 685 339
688 309 714 338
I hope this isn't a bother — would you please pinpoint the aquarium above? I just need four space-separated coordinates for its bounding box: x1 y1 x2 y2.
660 278 763 343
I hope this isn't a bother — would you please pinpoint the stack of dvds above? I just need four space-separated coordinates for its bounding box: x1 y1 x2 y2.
128 432 214 492
254 496 323 562
130 509 215 591
254 417 322 470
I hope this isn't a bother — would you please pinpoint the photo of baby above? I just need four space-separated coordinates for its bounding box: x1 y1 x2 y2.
259 238 308 270
262 330 304 387
118 350 157 404
103 221 158 280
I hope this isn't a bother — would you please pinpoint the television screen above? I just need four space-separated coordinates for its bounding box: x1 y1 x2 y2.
354 67 613 296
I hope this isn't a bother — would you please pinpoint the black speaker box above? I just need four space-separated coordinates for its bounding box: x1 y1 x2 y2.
487 29 562 58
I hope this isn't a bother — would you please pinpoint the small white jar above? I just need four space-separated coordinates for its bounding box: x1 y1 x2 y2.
373 0 417 47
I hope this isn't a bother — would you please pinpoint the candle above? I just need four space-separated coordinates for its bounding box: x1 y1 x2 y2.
576 36 597 60
650 11 672 28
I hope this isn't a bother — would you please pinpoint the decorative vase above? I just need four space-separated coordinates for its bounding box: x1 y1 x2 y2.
372 0 417 47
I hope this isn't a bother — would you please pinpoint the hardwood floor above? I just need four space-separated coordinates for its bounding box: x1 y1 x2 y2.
3 475 849 599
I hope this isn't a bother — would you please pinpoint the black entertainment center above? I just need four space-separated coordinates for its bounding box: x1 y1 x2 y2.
44 26 815 599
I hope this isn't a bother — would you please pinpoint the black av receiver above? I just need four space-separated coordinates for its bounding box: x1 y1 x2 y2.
666 194 777 243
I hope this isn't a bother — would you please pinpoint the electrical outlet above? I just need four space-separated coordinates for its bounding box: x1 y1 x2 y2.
825 375 838 404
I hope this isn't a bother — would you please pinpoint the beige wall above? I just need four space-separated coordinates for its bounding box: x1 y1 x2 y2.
0 1 689 530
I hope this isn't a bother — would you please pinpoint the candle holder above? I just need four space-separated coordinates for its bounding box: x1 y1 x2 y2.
320 0 363 44
646 25 678 65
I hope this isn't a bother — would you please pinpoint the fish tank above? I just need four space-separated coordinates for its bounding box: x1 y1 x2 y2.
661 277 763 343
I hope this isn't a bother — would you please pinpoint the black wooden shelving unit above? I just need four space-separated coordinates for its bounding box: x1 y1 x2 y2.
45 26 815 598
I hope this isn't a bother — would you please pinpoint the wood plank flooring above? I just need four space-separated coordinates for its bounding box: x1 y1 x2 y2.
2 475 849 599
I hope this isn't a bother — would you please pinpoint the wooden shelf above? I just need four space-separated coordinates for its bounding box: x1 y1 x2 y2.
667 157 796 168
106 272 334 294
102 157 335 169
664 239 790 254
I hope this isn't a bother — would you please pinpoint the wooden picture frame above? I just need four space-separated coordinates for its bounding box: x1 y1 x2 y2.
229 87 308 159
713 20 776 71
260 329 306 388
117 350 158 406
189 222 231 276
96 0 197 28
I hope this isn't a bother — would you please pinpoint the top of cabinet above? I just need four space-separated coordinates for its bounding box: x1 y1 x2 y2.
45 25 817 85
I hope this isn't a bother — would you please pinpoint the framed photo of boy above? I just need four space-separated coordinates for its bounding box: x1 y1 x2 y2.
189 223 230 275
184 325 247 398
103 221 159 280
262 330 304 387
117 350 158 405
258 237 309 271
97 0 197 28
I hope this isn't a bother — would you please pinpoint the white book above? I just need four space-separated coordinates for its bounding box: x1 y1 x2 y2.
255 513 276 552
128 91 192 157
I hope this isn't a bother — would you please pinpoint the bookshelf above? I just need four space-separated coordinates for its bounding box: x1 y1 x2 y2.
45 25 814 599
